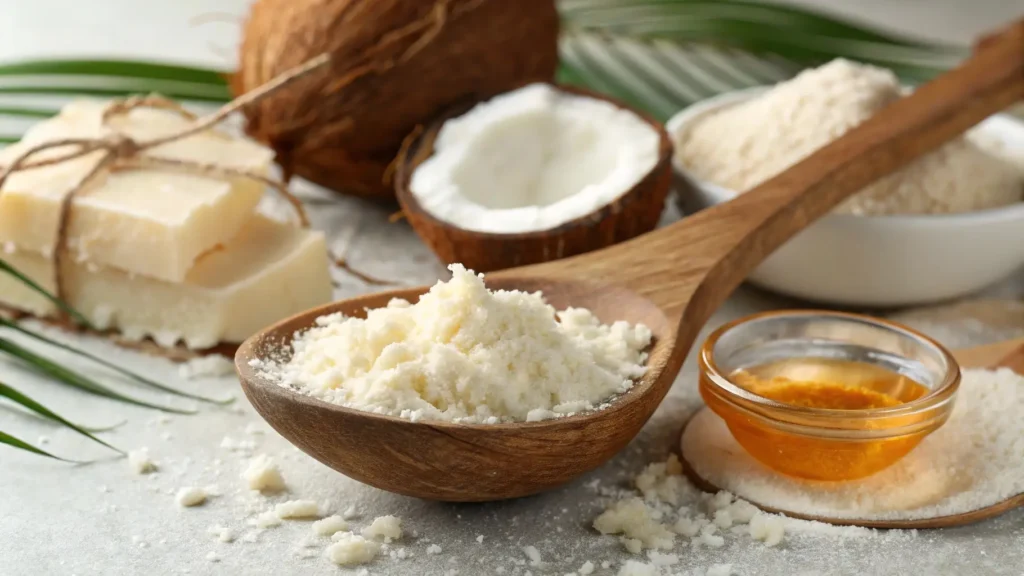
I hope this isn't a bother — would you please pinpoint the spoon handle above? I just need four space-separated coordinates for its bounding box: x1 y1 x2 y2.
954 337 1024 371
538 19 1024 325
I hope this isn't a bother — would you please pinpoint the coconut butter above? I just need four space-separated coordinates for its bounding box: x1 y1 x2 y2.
0 100 274 282
0 99 333 348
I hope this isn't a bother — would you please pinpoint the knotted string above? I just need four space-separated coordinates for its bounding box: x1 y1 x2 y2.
0 54 331 322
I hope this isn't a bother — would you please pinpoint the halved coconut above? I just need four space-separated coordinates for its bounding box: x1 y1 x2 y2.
395 84 673 272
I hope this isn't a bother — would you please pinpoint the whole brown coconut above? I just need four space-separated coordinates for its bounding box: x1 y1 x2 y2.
233 0 560 199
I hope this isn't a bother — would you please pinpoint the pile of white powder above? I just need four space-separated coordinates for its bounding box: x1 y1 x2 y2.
675 58 1023 215
254 264 652 423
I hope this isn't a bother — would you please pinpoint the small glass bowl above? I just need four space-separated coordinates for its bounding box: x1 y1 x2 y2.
698 310 960 482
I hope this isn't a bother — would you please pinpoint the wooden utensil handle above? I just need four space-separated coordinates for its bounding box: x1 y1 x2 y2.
954 337 1024 370
539 19 1024 324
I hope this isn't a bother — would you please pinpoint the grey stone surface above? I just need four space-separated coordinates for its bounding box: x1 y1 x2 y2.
0 182 1020 576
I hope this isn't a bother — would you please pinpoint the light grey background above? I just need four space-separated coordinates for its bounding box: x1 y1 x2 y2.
0 2 1022 576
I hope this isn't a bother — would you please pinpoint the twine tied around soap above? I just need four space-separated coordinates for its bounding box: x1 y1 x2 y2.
0 0 468 326
0 54 333 324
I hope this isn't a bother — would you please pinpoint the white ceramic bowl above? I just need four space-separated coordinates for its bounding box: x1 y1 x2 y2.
667 88 1024 308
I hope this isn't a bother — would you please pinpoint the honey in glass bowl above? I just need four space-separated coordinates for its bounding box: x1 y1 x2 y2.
698 311 960 482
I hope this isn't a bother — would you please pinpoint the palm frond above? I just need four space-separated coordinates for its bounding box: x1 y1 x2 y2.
0 259 95 329
556 0 962 119
0 59 227 84
0 381 122 453
0 318 233 405
0 337 196 414
0 429 79 461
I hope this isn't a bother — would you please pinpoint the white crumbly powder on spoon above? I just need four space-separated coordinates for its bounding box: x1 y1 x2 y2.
675 58 1023 215
253 264 652 423
681 368 1024 521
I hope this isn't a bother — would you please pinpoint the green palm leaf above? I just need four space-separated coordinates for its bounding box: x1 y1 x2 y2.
559 0 956 48
0 318 233 405
0 83 230 103
0 59 227 84
0 381 121 453
556 0 962 120
0 337 196 414
0 429 78 461
0 259 95 329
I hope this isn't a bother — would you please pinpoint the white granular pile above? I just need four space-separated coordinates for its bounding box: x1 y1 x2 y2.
255 264 651 423
676 58 1023 215
682 368 1024 521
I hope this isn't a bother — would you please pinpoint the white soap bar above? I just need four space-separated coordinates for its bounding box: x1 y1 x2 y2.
0 99 274 282
0 215 331 349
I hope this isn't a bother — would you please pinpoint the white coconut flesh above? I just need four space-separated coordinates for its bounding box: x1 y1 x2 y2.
408 83 661 234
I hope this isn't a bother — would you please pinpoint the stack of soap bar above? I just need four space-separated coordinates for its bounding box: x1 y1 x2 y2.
0 99 332 348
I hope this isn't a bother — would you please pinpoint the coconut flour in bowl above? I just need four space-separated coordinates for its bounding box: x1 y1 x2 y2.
251 264 652 423
674 59 1024 216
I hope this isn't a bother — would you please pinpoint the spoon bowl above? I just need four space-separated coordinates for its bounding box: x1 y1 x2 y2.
237 275 678 501
237 21 1024 502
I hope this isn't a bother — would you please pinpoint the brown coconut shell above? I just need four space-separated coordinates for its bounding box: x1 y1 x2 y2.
394 85 674 273
233 0 560 200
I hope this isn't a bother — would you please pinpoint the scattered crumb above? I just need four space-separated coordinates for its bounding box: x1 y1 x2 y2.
254 511 282 528
326 533 380 566
175 487 207 507
712 510 733 529
578 560 596 575
178 355 236 379
749 513 785 546
726 499 758 524
207 525 234 543
242 454 286 493
593 498 675 552
362 515 403 542
635 455 689 505
695 525 725 548
673 515 708 537
476 535 484 544
128 448 158 475
312 515 349 537
276 500 320 519
621 538 643 554
342 505 360 520
427 544 443 555
389 547 411 560
523 545 544 567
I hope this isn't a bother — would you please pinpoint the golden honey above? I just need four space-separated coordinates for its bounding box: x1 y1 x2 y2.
700 358 936 481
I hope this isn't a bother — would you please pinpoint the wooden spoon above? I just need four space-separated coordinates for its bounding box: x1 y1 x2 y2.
236 21 1024 502
681 337 1024 529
